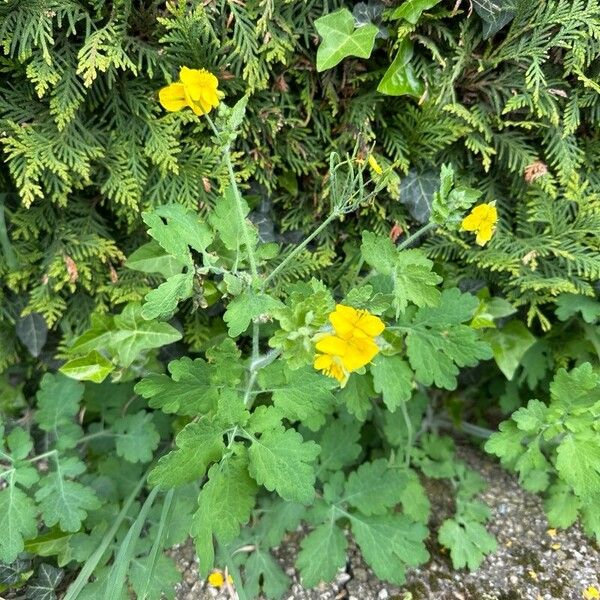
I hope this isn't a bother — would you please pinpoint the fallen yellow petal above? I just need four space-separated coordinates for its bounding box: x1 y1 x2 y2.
584 586 600 600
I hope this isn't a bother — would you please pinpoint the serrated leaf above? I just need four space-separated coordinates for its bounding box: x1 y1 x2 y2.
361 233 441 316
224 291 283 337
135 357 219 416
511 399 548 432
125 241 187 278
555 293 600 323
297 521 347 587
343 459 407 516
248 426 320 503
377 39 423 97
25 563 63 600
35 466 100 532
371 355 413 412
113 411 160 463
7 427 33 460
255 497 306 547
244 548 290 600
337 373 375 421
438 518 497 570
143 205 212 260
0 484 38 563
110 304 182 368
430 164 481 228
141 271 194 321
16 312 48 357
129 554 179 600
544 482 581 528
556 434 600 501
317 419 361 475
60 351 114 383
350 513 428 585
550 362 599 411
148 421 225 489
483 320 536 380
315 8 378 71
403 289 491 389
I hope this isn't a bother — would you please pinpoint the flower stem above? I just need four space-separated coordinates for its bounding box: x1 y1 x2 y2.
397 221 437 251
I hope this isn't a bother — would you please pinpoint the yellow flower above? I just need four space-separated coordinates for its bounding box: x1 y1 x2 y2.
207 571 233 588
329 304 385 340
159 66 220 116
313 305 385 385
368 154 383 174
584 587 600 600
461 202 498 246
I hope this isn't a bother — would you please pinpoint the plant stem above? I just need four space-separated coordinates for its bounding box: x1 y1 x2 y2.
0 194 17 270
399 400 413 468
262 210 339 289
397 221 437 250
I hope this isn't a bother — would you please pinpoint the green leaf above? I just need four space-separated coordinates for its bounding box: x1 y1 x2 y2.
263 364 337 431
511 399 548 432
148 421 225 489
35 460 101 532
398 169 438 223
7 427 33 460
556 434 600 501
483 320 536 380
438 518 497 570
244 549 290 600
142 205 212 260
255 497 306 547
135 357 220 416
403 289 491 389
248 426 320 503
317 419 362 476
109 304 182 368
315 9 378 71
141 271 194 321
377 40 424 97
361 232 441 316
371 355 413 412
209 185 257 254
350 513 428 585
343 459 407 516
544 482 581 528
0 483 38 563
60 351 114 384
555 293 600 323
297 521 347 587
473 0 516 38
113 411 160 464
129 554 179 600
550 362 599 411
15 312 48 357
390 0 442 23
383 392 428 448
26 563 63 600
224 291 283 337
125 241 187 278
337 373 375 421
430 164 481 229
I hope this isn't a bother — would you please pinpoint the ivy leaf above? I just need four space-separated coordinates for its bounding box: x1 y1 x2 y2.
361 232 441 316
244 548 290 600
389 0 442 23
143 204 212 260
224 291 283 337
473 0 516 38
125 241 187 278
438 518 497 570
555 293 600 323
113 411 160 464
315 9 378 71
25 563 63 600
371 355 413 412
350 513 428 585
141 271 194 321
297 521 347 587
35 459 101 532
60 351 114 384
148 421 225 489
16 312 48 357
377 40 424 97
398 169 438 223
0 484 38 563
556 434 600 501
403 289 492 389
135 357 219 416
192 453 258 576
248 426 320 503
483 320 536 380
109 304 182 368
263 364 337 431
343 459 407 516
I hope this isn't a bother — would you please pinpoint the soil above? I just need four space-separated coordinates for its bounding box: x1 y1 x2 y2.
171 444 600 600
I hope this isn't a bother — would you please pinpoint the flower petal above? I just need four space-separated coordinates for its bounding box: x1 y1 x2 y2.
315 334 348 356
341 337 380 371
158 83 187 112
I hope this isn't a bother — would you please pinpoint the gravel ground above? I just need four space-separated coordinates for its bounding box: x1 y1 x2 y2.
171 444 600 600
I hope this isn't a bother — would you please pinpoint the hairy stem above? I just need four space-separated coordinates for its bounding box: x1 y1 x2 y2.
399 400 414 467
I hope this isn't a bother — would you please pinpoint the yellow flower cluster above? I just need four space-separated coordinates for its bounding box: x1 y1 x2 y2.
461 202 498 246
314 305 385 386
159 66 220 116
